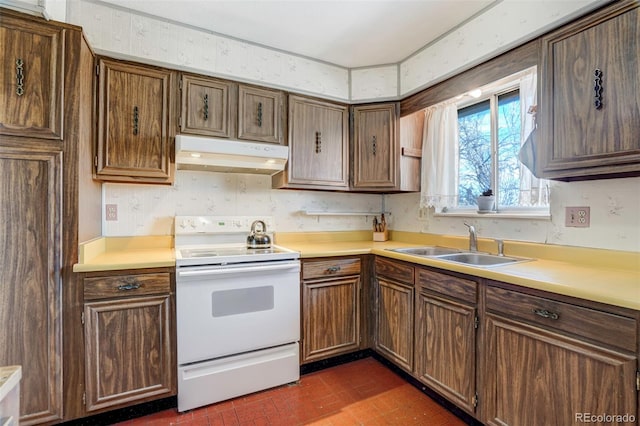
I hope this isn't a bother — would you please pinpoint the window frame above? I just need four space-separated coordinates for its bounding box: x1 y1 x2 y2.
438 70 550 218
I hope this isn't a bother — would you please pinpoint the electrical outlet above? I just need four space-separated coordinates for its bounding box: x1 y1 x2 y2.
565 206 590 228
105 204 118 221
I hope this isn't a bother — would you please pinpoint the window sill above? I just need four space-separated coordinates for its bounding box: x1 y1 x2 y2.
434 210 551 220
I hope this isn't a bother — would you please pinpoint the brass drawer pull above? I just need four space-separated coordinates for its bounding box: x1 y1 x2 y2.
257 102 263 127
533 308 559 320
326 266 341 273
117 281 141 291
16 58 25 96
133 106 139 135
594 68 603 110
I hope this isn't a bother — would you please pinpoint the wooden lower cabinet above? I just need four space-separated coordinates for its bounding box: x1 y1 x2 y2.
82 269 176 413
374 258 414 372
0 148 63 425
414 268 478 414
483 314 636 426
301 257 361 363
482 283 638 426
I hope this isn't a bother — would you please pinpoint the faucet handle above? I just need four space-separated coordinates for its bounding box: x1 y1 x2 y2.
495 239 504 256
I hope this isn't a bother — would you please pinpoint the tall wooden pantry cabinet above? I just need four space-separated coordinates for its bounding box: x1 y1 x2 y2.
0 8 101 425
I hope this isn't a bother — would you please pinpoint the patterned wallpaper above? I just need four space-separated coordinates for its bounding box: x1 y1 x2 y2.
102 171 382 236
65 0 600 102
400 0 600 96
103 171 640 252
67 0 350 100
387 177 640 252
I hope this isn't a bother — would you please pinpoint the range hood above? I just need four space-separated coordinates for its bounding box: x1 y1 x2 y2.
175 135 289 175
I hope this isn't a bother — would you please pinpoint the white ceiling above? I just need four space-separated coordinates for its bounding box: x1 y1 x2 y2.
99 0 496 68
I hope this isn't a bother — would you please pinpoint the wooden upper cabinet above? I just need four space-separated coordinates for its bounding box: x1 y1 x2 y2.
179 74 236 138
238 84 285 144
273 95 348 190
539 1 640 180
0 13 64 140
96 58 175 184
352 103 399 190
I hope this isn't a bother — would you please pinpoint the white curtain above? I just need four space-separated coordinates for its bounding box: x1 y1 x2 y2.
518 69 549 207
420 102 459 212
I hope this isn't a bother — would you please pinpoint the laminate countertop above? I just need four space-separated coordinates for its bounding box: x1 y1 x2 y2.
73 231 640 310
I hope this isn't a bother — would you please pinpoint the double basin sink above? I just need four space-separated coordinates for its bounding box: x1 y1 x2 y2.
388 246 531 268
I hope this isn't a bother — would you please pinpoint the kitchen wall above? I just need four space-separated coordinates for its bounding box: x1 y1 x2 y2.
388 177 640 252
102 171 381 236
74 0 639 253
103 172 640 253
65 0 602 102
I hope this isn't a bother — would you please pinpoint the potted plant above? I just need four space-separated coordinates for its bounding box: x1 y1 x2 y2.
477 189 496 212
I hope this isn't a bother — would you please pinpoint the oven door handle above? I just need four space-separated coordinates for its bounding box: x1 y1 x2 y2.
178 262 299 278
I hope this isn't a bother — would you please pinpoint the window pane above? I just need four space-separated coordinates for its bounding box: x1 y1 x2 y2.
458 100 491 207
497 90 521 207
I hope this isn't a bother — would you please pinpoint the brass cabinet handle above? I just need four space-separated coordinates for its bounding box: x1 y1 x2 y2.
326 266 341 273
257 102 263 127
594 69 603 110
16 58 25 96
203 94 209 120
315 131 322 153
133 106 139 135
117 281 141 291
533 308 559 320
372 135 377 156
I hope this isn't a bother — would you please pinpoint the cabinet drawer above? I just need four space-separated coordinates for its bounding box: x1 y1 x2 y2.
417 268 477 304
375 257 414 285
302 258 361 280
84 273 171 300
485 286 637 352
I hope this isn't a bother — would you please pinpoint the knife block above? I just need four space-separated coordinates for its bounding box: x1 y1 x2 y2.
373 229 388 242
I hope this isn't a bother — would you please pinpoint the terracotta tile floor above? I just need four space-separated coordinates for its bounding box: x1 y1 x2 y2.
116 358 468 426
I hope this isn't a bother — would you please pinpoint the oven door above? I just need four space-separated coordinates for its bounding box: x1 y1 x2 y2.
176 260 300 365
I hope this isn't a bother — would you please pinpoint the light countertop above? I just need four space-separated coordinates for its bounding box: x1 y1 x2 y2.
73 236 175 272
73 231 640 310
0 365 21 402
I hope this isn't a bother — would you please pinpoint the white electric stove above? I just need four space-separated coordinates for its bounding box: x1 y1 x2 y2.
174 216 300 412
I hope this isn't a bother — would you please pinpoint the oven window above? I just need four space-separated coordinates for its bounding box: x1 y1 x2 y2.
211 286 274 317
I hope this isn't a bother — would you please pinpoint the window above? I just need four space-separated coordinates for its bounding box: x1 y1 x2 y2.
458 89 524 208
420 67 548 216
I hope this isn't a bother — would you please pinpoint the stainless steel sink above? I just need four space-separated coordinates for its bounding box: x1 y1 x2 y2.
436 252 529 267
388 246 463 256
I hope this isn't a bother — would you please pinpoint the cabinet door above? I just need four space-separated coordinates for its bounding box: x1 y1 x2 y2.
96 58 174 183
238 85 284 144
483 314 637 426
352 103 399 189
84 295 174 412
0 148 63 425
288 96 348 188
302 276 360 363
540 3 640 179
415 291 476 414
0 14 64 139
180 74 236 138
375 277 413 371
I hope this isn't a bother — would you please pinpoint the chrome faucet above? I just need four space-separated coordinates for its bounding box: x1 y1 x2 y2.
463 222 478 252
